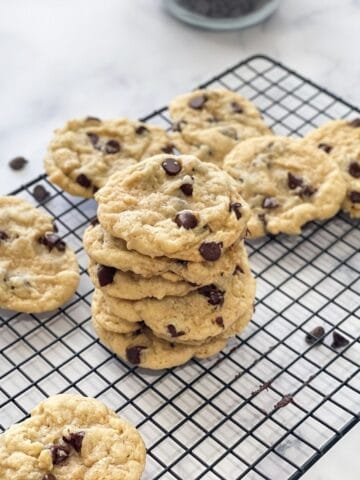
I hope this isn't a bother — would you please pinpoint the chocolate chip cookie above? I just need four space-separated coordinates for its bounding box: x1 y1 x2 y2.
96 154 250 261
44 117 172 198
223 136 347 237
305 118 360 218
0 197 79 313
0 394 146 480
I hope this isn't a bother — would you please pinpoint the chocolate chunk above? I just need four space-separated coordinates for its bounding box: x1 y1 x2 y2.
230 202 242 219
42 474 57 480
288 172 303 189
305 326 325 345
126 345 147 365
97 265 116 286
175 211 198 229
349 191 360 203
90 216 99 226
199 242 222 261
85 116 101 122
38 233 66 252
215 316 224 328
331 331 350 349
161 158 182 175
167 324 185 337
300 185 317 197
231 101 243 113
9 156 28 170
198 284 224 306
349 161 360 178
349 118 360 128
105 139 121 154
33 184 50 202
180 183 193 196
274 394 294 409
63 431 85 453
233 265 243 275
188 94 207 109
135 125 149 135
262 197 279 209
86 132 99 146
50 444 70 465
76 173 92 188
318 143 332 154
161 144 175 154
0 230 9 241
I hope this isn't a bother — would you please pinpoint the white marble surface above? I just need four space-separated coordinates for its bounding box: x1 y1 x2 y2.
0 0 359 477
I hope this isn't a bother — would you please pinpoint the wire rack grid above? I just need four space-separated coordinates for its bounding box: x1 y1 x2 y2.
0 54 359 479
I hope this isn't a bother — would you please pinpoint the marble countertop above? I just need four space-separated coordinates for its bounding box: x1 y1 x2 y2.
0 0 358 477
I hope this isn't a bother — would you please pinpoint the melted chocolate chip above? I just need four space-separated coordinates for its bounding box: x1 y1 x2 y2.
42 474 57 480
305 326 325 345
126 345 147 365
85 116 101 122
135 125 149 135
86 132 99 146
161 144 175 154
90 216 99 226
76 173 92 188
0 230 9 241
38 233 66 252
215 316 224 328
188 94 207 109
262 197 279 209
97 265 116 286
349 191 360 203
167 324 185 337
231 101 243 113
175 211 198 229
349 161 360 178
9 156 28 170
50 444 70 465
63 431 85 453
230 202 242 219
288 173 303 189
331 331 350 349
161 158 182 175
198 284 224 306
349 118 360 128
105 139 121 154
180 183 193 196
33 184 50 202
233 265 243 275
199 242 222 261
274 394 294 409
318 143 332 154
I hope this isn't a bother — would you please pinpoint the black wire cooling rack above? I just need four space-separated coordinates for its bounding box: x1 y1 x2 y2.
1 54 359 479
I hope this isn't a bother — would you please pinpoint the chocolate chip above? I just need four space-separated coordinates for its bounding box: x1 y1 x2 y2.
126 345 147 365
349 118 360 128
0 230 9 241
97 265 116 286
93 185 99 193
274 394 294 409
161 144 175 154
215 316 224 328
105 139 121 154
233 265 243 275
161 158 182 176
331 331 350 349
38 233 66 252
63 431 85 453
349 162 360 178
198 284 224 306
50 444 70 465
262 197 279 209
305 326 325 345
135 125 149 135
33 184 50 202
349 191 360 203
9 156 28 170
230 202 242 219
231 101 243 113
42 474 57 480
180 183 193 196
85 116 101 122
188 94 207 109
199 242 222 261
300 185 317 197
167 324 185 337
76 173 92 188
90 216 99 226
176 259 188 266
318 143 332 154
175 211 198 229
288 172 303 189
86 132 99 146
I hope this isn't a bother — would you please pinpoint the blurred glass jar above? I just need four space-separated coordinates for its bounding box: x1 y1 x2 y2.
163 0 281 30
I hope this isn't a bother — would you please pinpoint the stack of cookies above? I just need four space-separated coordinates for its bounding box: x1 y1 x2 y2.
84 153 256 369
